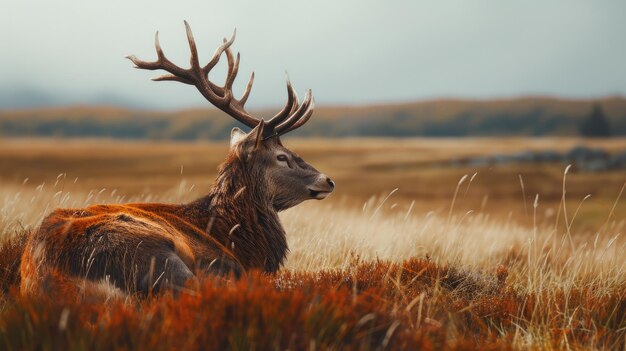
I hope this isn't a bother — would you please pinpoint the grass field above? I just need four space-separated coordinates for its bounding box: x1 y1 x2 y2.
0 137 625 350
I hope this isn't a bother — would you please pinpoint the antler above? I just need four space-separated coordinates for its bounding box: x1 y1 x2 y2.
127 21 314 136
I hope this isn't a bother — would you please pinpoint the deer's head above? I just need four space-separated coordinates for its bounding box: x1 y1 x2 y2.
128 21 334 211
229 122 334 210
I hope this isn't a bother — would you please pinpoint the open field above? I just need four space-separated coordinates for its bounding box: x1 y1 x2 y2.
0 137 625 350
1 137 625 229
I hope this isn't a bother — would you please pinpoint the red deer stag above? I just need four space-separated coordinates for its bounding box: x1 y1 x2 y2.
20 21 334 297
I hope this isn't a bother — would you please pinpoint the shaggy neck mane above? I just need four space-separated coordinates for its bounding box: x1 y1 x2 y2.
185 153 287 273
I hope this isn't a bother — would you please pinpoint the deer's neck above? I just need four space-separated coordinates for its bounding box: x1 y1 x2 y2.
186 157 287 273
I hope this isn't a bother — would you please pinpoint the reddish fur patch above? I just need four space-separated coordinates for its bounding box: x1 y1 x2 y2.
20 202 235 296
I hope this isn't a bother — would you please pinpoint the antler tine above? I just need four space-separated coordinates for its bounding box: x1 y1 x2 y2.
151 74 194 85
288 89 300 115
224 50 241 92
239 72 255 106
283 97 314 134
266 77 298 128
183 21 231 106
275 90 313 134
184 21 202 74
223 38 235 77
155 31 165 59
203 30 236 74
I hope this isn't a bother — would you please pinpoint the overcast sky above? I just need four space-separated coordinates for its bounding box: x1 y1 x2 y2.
1 1 625 110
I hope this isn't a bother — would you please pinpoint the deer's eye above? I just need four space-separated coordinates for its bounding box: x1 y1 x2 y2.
277 154 288 162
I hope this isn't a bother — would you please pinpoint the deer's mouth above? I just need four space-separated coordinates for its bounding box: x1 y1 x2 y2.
309 189 332 199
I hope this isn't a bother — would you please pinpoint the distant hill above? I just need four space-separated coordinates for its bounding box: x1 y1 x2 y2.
1 97 625 139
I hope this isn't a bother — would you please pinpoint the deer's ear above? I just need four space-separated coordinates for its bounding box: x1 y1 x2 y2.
230 127 247 149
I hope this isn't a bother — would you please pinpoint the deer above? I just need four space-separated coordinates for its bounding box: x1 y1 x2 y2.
19 21 334 298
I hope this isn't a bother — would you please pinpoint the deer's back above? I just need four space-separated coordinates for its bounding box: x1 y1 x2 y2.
20 202 230 295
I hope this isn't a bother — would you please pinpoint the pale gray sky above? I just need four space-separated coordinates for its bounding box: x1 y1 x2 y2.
1 1 625 109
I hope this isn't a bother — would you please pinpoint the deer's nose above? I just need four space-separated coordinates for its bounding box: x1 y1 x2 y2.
326 177 335 191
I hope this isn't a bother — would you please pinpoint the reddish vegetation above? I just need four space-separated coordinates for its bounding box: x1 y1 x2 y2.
1 235 624 350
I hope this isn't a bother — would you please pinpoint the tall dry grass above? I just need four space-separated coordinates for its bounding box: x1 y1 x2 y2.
0 166 624 350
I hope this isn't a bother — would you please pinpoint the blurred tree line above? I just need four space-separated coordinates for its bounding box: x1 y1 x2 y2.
0 99 624 139
580 104 611 137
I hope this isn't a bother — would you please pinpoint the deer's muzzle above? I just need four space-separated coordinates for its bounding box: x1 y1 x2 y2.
308 175 335 199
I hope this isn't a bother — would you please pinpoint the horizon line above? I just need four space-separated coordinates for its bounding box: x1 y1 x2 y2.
1 94 624 114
